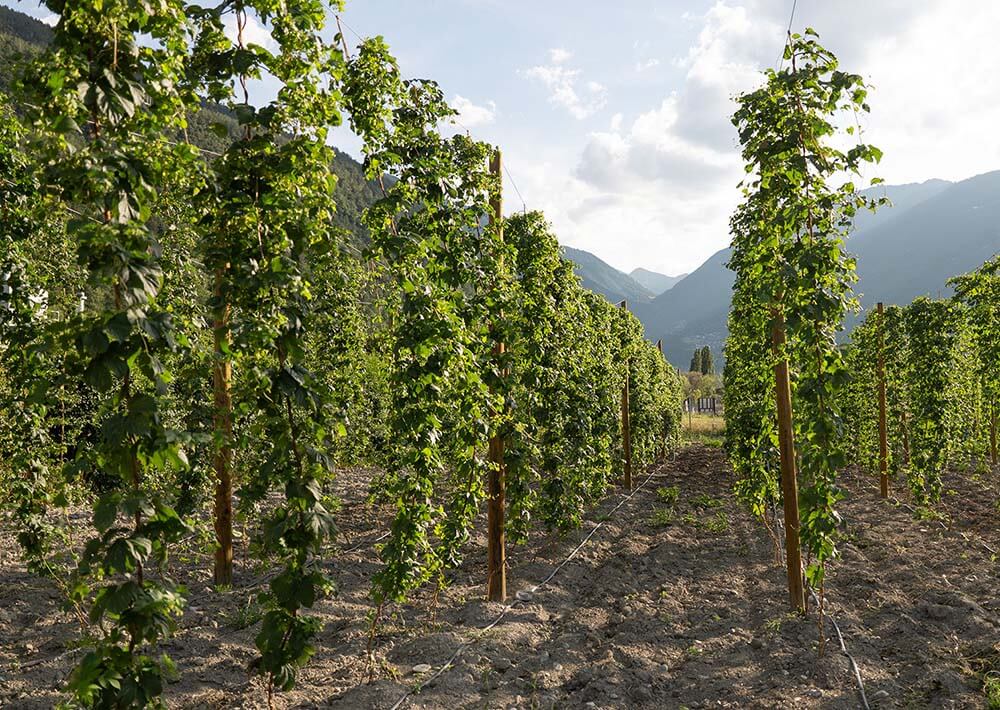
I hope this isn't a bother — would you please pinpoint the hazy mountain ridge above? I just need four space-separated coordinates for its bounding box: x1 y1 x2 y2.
561 246 655 304
630 268 687 295
633 249 734 368
850 172 1000 316
640 175 1000 368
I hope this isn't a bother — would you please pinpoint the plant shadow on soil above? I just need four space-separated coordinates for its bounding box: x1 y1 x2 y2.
3 446 1000 708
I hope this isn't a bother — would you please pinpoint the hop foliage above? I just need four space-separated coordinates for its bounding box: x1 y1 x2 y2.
1 4 685 705
843 290 996 505
727 29 884 589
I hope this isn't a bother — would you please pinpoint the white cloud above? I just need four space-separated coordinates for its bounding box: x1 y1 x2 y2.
842 1 1000 185
558 2 771 270
503 146 736 277
523 56 608 120
659 0 1000 188
40 14 58 27
545 0 995 274
631 39 661 73
222 11 274 51
450 95 497 128
576 93 739 195
549 48 573 64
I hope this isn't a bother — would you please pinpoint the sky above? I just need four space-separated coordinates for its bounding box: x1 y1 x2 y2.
12 0 1000 276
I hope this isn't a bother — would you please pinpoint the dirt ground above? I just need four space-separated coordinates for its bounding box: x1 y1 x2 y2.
3 445 1000 709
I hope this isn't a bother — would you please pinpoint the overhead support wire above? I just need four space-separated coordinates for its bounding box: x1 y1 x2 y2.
502 163 528 215
776 0 798 70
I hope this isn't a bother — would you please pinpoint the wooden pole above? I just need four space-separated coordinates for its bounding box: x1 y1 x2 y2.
487 148 506 603
619 300 633 489
876 302 889 499
212 268 234 586
990 401 998 467
656 339 665 459
901 411 910 466
770 307 805 612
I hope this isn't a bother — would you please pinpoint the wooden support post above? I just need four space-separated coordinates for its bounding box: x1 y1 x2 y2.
655 339 665 459
902 411 910 466
212 268 234 587
990 404 998 467
770 307 805 613
487 148 507 603
619 300 633 489
876 302 889 499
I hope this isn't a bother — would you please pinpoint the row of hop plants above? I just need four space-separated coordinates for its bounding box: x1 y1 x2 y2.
722 26 1000 622
723 28 884 612
843 258 1000 505
343 36 682 611
0 2 683 707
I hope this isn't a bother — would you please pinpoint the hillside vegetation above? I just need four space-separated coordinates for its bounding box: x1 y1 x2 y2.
0 6 381 238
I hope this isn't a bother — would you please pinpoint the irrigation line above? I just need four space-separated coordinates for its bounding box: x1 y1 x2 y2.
825 474 1000 710
806 587 870 710
770 492 871 709
343 530 390 554
386 464 663 710
824 474 1000 710
185 521 389 608
19 646 83 671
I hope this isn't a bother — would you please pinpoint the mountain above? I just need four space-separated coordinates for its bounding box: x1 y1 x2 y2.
639 175 1000 368
850 172 1000 314
562 246 654 304
0 5 50 54
0 6 48 95
630 268 687 295
848 178 952 234
633 249 734 368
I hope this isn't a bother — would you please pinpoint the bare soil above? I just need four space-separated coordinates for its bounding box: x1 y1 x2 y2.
3 445 1000 709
